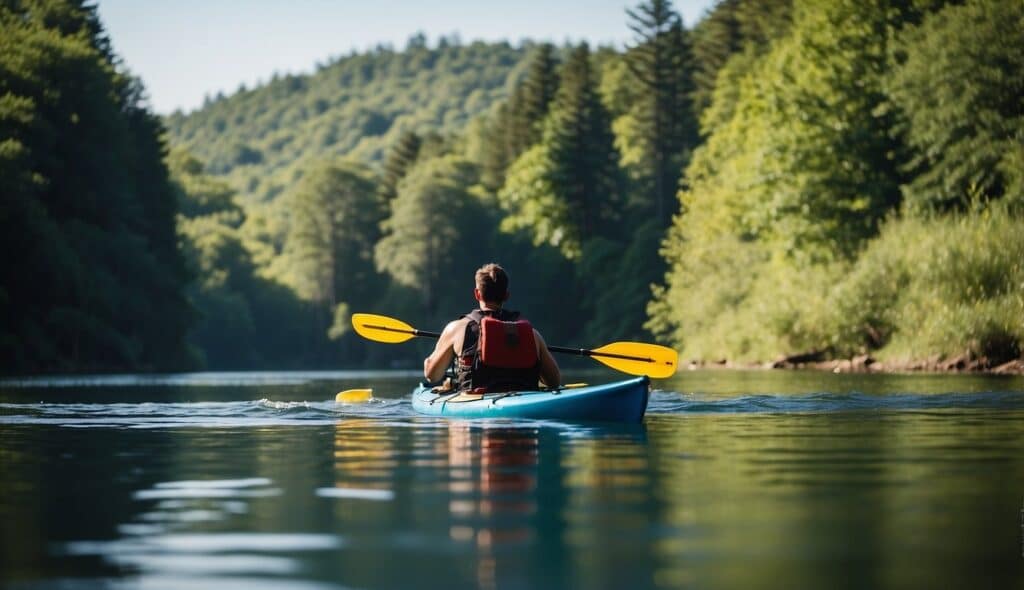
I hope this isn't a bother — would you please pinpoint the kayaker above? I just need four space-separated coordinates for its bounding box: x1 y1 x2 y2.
423 263 560 391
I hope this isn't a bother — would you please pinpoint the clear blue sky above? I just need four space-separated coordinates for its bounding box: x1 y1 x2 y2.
95 0 716 115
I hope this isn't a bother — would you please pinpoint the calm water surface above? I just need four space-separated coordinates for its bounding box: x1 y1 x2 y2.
2 369 1023 589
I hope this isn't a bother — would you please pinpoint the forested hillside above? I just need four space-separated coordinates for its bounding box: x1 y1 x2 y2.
3 0 1021 375
165 2 709 371
164 38 529 204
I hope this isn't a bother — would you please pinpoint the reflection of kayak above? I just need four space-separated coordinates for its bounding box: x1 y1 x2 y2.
411 376 650 423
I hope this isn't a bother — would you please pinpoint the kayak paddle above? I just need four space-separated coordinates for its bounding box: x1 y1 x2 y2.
351 313 678 378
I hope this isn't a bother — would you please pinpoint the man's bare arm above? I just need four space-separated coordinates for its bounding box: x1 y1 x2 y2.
423 321 459 382
535 330 560 387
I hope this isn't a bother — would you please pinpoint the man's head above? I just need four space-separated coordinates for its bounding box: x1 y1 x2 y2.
474 263 509 306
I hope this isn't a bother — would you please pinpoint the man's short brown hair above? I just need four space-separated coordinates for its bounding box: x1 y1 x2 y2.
475 263 509 302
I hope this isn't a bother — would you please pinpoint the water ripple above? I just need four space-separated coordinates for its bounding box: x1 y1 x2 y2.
648 389 1024 413
1 388 1022 428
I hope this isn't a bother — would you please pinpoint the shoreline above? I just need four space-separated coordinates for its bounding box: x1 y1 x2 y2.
685 355 1024 376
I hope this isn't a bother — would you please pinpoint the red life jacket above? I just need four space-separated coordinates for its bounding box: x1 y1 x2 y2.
456 309 540 392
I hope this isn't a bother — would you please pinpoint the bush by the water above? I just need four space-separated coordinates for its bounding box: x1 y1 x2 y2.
823 207 1024 365
650 207 1024 365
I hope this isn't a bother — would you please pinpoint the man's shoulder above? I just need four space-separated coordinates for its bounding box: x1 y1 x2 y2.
444 317 471 333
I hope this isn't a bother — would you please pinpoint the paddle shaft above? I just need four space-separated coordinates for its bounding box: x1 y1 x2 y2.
360 323 660 364
362 323 440 339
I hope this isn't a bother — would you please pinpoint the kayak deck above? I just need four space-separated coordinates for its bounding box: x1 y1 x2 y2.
411 376 650 423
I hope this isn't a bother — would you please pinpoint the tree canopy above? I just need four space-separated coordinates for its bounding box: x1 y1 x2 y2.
1 0 192 373
4 0 1021 373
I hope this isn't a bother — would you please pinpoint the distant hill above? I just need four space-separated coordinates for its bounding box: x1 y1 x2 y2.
164 40 530 203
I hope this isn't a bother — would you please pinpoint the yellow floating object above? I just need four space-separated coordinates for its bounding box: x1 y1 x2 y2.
562 383 589 389
336 388 373 403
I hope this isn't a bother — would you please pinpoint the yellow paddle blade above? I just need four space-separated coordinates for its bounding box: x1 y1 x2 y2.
336 388 373 403
590 342 679 379
351 313 416 343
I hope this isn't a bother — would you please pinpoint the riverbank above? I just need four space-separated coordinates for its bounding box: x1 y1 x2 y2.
687 354 1024 375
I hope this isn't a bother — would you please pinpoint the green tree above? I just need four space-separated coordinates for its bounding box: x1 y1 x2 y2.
689 0 743 119
375 156 484 311
172 149 357 368
624 0 698 225
378 130 422 203
887 0 1024 211
1 0 193 373
499 44 623 259
277 160 382 310
480 43 561 191
649 0 924 359
507 43 560 158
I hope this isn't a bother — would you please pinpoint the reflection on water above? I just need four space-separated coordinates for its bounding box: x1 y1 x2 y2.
1 371 1023 589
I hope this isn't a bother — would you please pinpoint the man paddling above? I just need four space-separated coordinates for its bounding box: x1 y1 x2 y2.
424 263 560 391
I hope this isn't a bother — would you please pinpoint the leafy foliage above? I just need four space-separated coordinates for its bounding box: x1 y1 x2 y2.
650 0 1023 364
1 0 192 373
164 39 529 204
276 161 381 306
172 150 326 368
821 206 1024 364
478 44 561 191
375 156 487 312
6 0 1021 372
499 44 623 259
887 0 1024 211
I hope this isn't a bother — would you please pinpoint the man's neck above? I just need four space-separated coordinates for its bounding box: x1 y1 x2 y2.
479 301 502 311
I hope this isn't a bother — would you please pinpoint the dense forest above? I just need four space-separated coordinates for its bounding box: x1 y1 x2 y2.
1 0 1021 375
1 0 193 372
648 0 1023 367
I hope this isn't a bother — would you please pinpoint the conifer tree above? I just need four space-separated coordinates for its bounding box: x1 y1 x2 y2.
625 0 698 226
689 0 742 119
379 130 422 203
509 43 560 156
499 43 623 258
480 44 560 191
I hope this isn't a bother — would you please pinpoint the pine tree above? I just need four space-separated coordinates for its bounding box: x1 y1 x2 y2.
499 44 623 259
509 43 559 156
480 44 560 191
379 130 422 203
546 44 623 241
690 0 742 119
625 0 698 226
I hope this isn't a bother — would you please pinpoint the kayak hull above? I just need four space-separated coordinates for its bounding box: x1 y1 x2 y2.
411 376 650 423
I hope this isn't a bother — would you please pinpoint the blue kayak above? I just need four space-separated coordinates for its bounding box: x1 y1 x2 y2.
410 376 650 423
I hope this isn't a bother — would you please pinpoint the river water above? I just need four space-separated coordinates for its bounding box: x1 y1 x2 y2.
2 369 1023 589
